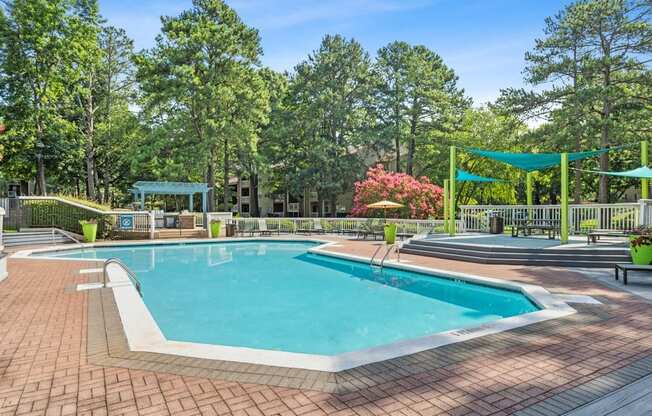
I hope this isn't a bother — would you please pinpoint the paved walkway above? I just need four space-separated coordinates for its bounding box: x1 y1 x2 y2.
1 237 652 415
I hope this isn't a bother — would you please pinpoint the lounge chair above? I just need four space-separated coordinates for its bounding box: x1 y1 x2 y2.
258 219 279 236
297 218 326 235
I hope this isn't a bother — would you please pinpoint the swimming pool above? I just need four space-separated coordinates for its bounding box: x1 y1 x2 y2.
39 240 540 357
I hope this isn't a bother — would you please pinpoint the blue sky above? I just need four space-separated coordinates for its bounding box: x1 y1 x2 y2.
100 0 572 105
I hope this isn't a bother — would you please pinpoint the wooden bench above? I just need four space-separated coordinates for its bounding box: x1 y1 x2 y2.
615 263 652 285
511 220 560 239
588 230 630 244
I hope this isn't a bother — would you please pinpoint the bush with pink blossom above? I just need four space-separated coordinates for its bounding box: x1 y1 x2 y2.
351 164 443 219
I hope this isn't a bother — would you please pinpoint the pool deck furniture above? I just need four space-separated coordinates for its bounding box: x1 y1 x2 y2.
588 229 630 244
297 219 326 235
512 219 560 239
257 219 279 236
615 263 652 285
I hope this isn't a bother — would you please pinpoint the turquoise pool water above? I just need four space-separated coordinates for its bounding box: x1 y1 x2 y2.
39 241 539 355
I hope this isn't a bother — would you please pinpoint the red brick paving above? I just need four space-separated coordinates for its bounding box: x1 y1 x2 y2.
1 238 652 415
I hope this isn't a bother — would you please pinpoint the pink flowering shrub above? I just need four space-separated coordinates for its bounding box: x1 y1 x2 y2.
351 164 443 219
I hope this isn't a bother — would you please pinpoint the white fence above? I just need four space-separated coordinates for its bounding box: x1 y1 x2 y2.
229 217 463 235
459 202 648 233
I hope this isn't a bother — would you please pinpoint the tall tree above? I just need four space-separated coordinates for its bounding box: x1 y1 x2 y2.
499 0 652 203
135 0 269 211
69 0 103 200
375 42 468 175
289 35 376 216
96 26 136 204
0 0 77 194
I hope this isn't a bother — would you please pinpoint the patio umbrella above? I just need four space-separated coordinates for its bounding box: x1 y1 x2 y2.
366 200 404 222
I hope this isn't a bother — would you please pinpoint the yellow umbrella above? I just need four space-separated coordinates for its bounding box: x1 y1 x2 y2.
366 200 404 222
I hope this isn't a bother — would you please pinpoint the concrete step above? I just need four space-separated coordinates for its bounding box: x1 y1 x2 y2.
401 239 631 268
404 241 630 262
400 247 625 268
3 230 74 247
409 238 629 255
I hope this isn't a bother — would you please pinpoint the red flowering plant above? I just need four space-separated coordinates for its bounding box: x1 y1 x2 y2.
629 226 652 248
351 164 443 219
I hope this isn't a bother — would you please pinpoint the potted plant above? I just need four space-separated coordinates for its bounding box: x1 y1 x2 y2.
210 219 222 238
629 226 652 265
79 219 98 243
384 223 397 244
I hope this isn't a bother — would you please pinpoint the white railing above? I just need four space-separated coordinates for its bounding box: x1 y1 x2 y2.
459 202 642 233
0 198 8 210
229 217 463 235
0 207 4 248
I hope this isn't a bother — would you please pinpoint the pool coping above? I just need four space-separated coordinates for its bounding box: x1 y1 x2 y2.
15 238 576 373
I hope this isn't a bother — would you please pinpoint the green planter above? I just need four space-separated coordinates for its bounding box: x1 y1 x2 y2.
80 222 98 243
210 221 222 238
629 236 652 265
384 223 397 244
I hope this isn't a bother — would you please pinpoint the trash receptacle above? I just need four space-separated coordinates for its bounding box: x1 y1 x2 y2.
225 223 236 237
489 216 504 234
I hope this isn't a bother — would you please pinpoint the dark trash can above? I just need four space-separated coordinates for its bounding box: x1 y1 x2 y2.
226 223 236 237
489 216 504 234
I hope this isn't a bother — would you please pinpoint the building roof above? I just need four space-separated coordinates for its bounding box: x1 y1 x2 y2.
131 181 210 195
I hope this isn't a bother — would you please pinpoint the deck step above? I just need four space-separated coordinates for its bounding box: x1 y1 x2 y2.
156 229 208 239
401 239 631 268
3 230 73 247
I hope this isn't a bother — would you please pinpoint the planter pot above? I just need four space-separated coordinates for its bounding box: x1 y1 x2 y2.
210 221 222 238
629 236 652 265
81 223 98 243
384 223 397 244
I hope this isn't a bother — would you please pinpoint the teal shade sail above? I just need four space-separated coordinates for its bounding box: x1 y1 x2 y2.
463 147 616 172
456 169 504 182
577 166 652 179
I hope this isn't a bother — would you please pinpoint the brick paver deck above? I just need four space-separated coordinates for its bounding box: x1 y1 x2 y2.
1 238 652 415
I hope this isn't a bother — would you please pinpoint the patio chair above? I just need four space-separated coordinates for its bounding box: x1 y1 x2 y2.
312 219 326 234
258 219 278 236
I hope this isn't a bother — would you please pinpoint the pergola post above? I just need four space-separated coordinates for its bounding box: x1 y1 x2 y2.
140 190 145 210
188 194 193 212
561 153 569 244
202 191 207 213
642 141 649 199
443 179 450 233
449 146 456 236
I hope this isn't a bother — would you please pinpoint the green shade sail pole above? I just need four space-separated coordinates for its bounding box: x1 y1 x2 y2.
526 172 533 220
526 172 533 206
642 141 649 199
561 153 569 244
449 146 456 236
443 179 450 233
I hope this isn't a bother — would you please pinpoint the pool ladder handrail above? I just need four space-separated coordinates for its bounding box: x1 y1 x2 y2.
370 243 399 270
103 258 143 297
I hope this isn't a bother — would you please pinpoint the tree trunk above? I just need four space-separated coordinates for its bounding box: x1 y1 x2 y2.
395 135 401 172
407 110 417 176
103 170 111 206
36 155 47 196
223 137 230 210
206 149 216 212
85 88 96 200
250 173 260 217
598 71 611 203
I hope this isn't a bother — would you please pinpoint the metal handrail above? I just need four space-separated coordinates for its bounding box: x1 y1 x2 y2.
103 258 142 297
55 228 83 245
379 244 396 269
370 244 385 266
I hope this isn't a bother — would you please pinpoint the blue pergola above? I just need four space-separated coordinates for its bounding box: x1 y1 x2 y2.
131 181 210 212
